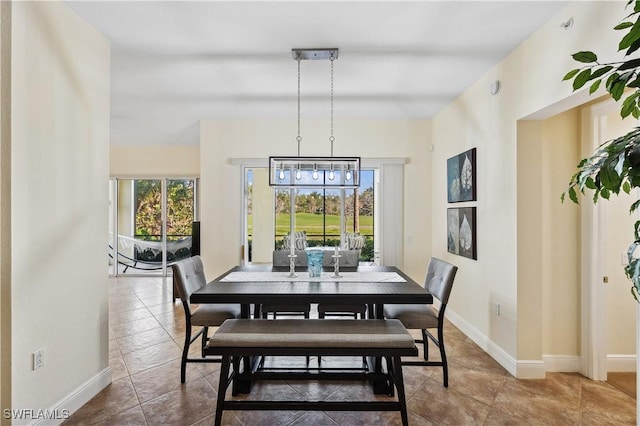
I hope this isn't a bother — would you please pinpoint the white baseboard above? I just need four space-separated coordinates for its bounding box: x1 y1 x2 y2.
516 360 546 379
445 309 638 377
445 308 522 377
607 354 637 372
29 367 112 426
446 308 544 379
541 354 635 373
543 355 580 372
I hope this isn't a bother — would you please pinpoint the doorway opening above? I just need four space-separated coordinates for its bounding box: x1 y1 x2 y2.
108 178 198 276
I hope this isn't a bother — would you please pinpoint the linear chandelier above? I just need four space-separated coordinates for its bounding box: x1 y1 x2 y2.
269 48 360 189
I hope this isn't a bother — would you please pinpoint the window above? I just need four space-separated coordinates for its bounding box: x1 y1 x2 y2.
272 170 375 261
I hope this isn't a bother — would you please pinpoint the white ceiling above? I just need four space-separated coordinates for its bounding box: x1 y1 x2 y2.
66 1 569 146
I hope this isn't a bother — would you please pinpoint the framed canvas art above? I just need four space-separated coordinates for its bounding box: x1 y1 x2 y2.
447 148 476 202
447 207 477 260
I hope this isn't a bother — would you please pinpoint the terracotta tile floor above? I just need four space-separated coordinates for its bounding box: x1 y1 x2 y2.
64 275 637 425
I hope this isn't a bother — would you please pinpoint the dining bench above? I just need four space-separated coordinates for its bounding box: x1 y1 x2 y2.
205 318 418 426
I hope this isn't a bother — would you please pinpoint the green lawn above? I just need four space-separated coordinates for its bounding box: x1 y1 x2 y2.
248 213 373 237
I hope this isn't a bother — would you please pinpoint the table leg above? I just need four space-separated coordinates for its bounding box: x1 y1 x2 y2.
374 303 384 319
235 304 254 394
240 304 250 318
370 303 392 394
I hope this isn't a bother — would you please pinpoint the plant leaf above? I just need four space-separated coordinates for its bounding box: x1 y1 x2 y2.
574 69 592 90
607 72 621 89
611 80 627 100
572 51 598 63
619 58 640 70
589 80 602 94
563 69 580 81
616 21 635 30
628 75 640 88
619 24 640 50
626 36 640 55
590 65 614 79
568 187 578 204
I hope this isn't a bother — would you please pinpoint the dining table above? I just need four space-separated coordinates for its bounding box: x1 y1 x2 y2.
191 264 432 317
190 263 433 394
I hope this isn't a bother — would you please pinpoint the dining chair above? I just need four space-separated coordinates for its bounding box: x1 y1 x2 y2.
317 248 366 319
382 257 458 387
172 255 241 383
317 304 366 319
259 304 311 319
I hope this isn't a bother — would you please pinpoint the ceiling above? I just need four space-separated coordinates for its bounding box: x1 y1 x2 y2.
66 1 569 146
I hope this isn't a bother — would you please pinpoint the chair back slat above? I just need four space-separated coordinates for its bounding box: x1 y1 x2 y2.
424 257 458 304
172 256 207 303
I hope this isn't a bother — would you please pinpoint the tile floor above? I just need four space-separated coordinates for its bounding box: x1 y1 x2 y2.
65 275 637 425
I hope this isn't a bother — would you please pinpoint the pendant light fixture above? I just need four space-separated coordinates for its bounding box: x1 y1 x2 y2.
269 48 360 189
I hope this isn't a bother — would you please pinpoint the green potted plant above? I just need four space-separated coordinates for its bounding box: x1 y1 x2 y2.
563 0 640 300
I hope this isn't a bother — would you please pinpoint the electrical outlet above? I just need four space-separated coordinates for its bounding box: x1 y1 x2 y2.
495 303 501 316
33 348 44 370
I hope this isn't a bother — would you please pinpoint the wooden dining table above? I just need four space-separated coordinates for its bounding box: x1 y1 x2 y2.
190 264 432 394
191 264 432 318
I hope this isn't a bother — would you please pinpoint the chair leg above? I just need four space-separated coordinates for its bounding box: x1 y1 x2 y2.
181 325 192 383
201 326 209 357
422 329 429 361
437 325 448 387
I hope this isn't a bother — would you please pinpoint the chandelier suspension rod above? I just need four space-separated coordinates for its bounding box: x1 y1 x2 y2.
329 52 335 157
297 56 302 157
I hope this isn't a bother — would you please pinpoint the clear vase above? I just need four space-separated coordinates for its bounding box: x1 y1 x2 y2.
305 249 324 278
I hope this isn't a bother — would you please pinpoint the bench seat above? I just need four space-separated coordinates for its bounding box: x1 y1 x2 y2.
206 319 417 426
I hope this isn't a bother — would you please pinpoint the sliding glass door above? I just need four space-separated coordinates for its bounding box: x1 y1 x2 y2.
108 178 197 276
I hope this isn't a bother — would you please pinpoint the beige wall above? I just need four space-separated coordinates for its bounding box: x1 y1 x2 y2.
602 107 637 357
519 109 581 360
431 0 623 371
11 1 110 412
540 109 581 357
110 145 199 177
199 119 431 281
0 1 11 417
516 120 545 360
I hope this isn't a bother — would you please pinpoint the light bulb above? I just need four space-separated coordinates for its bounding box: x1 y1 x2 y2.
328 165 335 181
312 164 319 180
345 169 352 181
295 166 301 180
279 169 285 180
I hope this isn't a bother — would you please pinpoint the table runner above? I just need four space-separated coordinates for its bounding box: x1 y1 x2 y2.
220 271 406 283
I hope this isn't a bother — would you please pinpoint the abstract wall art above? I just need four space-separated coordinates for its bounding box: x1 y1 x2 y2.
447 207 477 260
447 148 476 202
